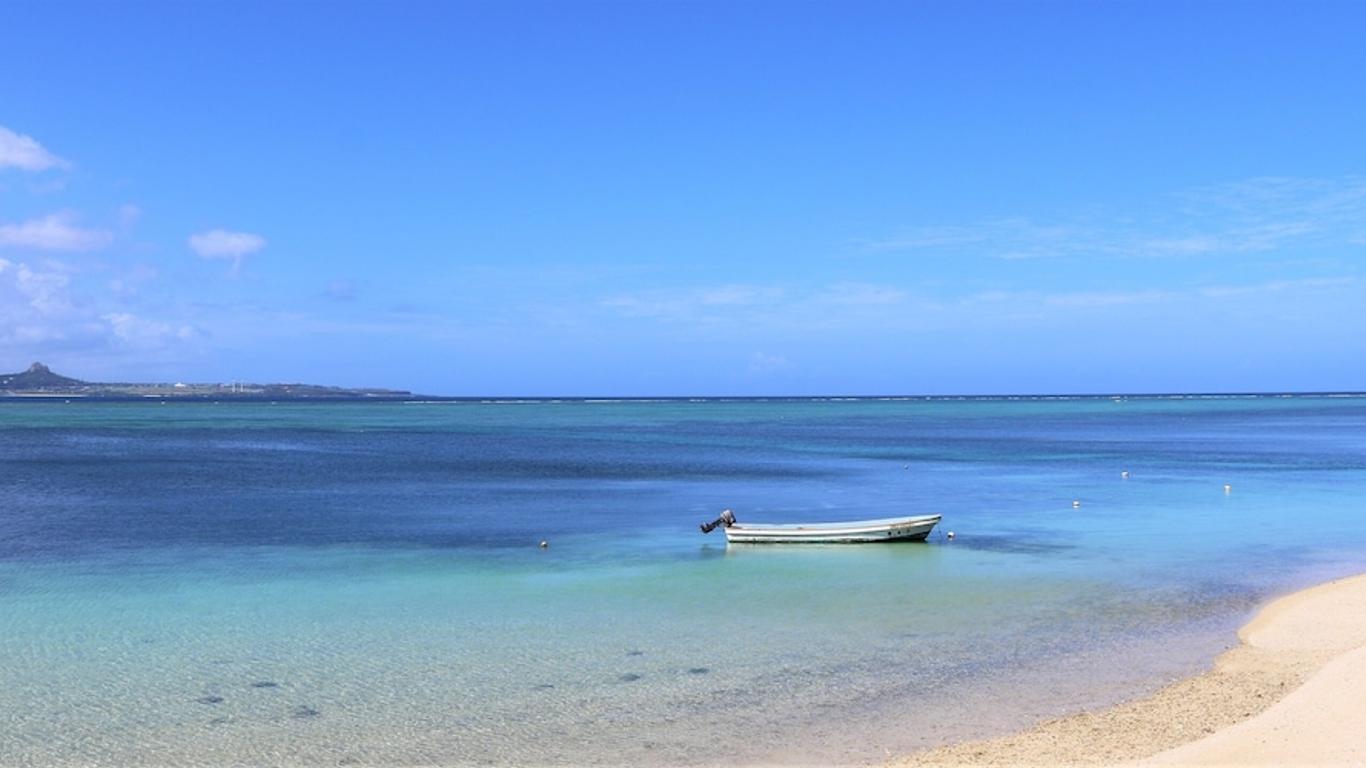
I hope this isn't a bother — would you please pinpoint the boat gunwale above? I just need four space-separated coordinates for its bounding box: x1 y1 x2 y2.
725 514 941 534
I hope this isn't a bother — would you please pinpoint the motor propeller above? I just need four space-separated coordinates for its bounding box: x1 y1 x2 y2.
699 508 736 534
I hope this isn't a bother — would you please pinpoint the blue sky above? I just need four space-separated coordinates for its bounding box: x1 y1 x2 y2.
2 1 1364 395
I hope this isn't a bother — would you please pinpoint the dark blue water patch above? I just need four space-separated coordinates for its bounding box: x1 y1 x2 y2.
848 433 1366 473
0 422 848 560
949 535 1080 557
3 399 1365 564
0 427 843 482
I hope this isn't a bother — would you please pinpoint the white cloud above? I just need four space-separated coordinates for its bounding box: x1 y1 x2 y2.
29 177 68 195
1043 286 1174 304
108 264 160 296
599 280 910 334
0 213 113 252
188 228 266 273
860 217 1095 260
323 280 356 301
599 283 785 321
858 227 986 253
1196 276 1356 299
815 282 906 306
698 284 774 306
0 126 69 172
860 176 1366 263
118 204 142 230
748 352 790 373
1044 289 1175 308
0 257 67 313
13 261 74 314
0 258 195 356
102 312 197 346
0 258 85 346
963 276 1358 313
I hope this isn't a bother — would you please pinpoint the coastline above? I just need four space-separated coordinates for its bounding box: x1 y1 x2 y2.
896 571 1366 767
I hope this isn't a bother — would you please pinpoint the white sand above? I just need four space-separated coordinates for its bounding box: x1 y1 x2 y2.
897 573 1366 767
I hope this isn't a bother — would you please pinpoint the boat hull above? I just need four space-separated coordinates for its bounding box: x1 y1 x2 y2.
722 514 941 544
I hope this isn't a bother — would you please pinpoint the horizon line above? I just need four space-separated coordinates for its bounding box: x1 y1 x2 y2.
4 390 1365 403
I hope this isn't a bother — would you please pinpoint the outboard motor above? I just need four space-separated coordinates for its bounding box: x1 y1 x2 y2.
699 508 736 534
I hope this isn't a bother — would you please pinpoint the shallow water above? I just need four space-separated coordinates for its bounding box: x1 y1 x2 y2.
2 397 1365 764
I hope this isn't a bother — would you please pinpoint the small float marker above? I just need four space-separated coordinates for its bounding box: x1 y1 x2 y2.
1072 500 1081 508
1223 484 1232 494
1121 470 1130 479
946 531 955 540
538 540 549 549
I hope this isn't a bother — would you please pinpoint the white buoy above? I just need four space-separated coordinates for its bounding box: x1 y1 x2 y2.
539 540 549 549
1121 470 1130 479
1072 500 1081 508
1223 483 1232 494
946 531 955 540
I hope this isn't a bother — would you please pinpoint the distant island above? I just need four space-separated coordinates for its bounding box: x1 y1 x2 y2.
0 362 415 401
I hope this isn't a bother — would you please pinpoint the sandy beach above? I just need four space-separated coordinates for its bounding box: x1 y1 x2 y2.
898 572 1366 767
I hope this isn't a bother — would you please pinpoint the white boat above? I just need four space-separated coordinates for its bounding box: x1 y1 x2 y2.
700 509 941 543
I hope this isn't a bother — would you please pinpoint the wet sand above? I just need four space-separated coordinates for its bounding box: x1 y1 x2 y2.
897 572 1366 767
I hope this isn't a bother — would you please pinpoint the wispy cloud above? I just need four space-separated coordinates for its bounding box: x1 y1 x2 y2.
598 280 910 333
102 312 197 347
188 228 266 274
596 270 1360 345
968 276 1358 313
117 204 142 230
0 126 69 172
1043 289 1175 308
0 257 196 356
697 284 775 306
1194 275 1357 299
323 280 357 302
748 351 790 373
858 226 990 253
0 257 74 315
599 283 786 321
108 264 160 297
859 176 1366 262
0 257 99 348
0 212 114 252
815 282 907 306
859 217 1097 260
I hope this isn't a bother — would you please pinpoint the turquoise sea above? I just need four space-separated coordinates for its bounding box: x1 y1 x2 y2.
3 397 1366 765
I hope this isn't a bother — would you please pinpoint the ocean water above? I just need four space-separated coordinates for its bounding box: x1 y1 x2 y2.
3 397 1366 765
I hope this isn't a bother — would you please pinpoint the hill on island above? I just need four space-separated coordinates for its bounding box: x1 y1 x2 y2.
0 362 87 390
0 362 414 400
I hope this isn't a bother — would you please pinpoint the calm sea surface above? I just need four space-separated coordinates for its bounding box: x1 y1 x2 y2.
3 397 1366 765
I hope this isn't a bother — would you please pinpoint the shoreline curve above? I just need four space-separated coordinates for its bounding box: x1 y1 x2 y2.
895 571 1366 767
